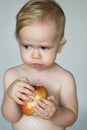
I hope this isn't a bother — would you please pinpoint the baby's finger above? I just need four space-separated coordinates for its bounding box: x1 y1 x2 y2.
16 91 28 101
47 96 57 104
18 81 34 92
36 99 47 109
34 102 48 117
42 98 57 114
34 101 52 119
15 96 25 105
41 98 54 107
17 77 34 91
18 77 29 83
19 86 35 96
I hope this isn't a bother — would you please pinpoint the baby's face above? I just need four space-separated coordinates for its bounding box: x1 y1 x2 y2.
18 21 60 71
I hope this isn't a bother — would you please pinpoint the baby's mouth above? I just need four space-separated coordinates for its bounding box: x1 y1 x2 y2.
32 63 43 69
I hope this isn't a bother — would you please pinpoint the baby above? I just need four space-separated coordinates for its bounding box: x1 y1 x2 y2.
1 0 78 130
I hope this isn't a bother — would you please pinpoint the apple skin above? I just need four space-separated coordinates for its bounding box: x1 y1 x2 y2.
19 84 48 116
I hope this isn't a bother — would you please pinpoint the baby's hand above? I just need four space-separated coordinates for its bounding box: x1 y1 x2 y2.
7 77 34 104
34 96 57 119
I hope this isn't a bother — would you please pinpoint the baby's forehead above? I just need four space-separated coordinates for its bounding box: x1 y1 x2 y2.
18 21 58 41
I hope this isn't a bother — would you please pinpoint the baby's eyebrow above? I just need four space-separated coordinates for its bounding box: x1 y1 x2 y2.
19 41 24 44
19 42 30 45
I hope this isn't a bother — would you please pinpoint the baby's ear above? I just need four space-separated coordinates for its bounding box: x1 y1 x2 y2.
57 39 66 53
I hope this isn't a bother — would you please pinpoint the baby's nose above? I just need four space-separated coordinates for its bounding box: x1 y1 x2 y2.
32 49 42 59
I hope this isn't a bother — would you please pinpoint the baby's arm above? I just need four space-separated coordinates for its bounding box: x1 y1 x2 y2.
1 69 34 122
50 72 78 127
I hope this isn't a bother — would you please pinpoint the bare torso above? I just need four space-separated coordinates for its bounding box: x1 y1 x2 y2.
12 115 65 130
5 63 68 130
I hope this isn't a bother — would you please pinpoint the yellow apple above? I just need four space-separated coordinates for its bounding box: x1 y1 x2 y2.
19 84 48 116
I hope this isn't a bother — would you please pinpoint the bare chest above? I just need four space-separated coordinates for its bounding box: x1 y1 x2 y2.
18 69 61 98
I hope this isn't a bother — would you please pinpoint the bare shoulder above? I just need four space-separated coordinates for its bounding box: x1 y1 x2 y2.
56 64 77 98
56 64 76 83
62 69 75 84
3 65 22 89
54 64 76 94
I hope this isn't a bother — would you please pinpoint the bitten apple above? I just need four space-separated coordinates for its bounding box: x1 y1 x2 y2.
19 84 48 116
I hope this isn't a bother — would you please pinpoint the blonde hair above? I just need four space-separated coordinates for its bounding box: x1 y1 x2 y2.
16 0 65 39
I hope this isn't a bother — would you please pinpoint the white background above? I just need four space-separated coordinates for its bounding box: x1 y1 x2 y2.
0 0 87 130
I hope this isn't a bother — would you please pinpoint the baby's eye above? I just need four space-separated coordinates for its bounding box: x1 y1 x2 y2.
23 45 32 49
41 46 49 50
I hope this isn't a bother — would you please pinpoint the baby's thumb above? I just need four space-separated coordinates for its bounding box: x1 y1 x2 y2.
19 77 30 83
47 96 57 104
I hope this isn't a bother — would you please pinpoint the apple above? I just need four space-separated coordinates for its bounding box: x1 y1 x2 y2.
19 84 48 116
